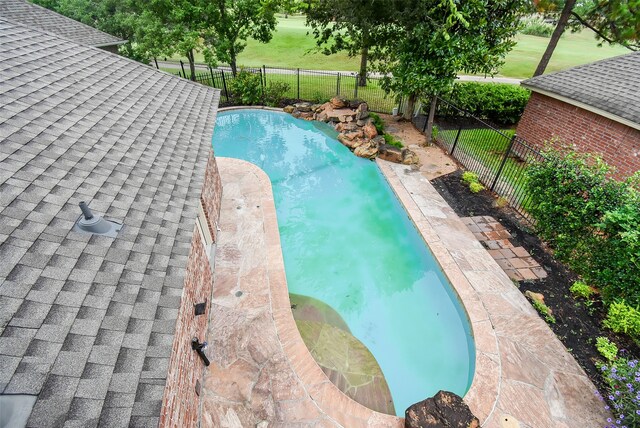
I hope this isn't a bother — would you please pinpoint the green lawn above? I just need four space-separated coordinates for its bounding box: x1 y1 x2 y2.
174 14 629 78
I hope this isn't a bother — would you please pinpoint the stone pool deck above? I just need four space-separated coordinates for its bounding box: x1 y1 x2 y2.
201 156 609 427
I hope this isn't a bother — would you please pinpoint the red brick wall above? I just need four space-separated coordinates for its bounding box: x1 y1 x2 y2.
516 92 640 180
201 152 223 241
159 151 223 427
159 230 212 428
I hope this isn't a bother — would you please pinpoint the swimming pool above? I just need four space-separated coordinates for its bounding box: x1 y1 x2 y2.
213 109 475 415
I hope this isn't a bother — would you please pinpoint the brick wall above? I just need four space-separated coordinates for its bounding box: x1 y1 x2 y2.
159 151 222 427
200 152 223 242
516 92 640 180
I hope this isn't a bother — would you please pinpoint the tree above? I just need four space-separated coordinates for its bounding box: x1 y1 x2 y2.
534 0 638 76
204 0 279 76
306 0 393 86
377 0 528 122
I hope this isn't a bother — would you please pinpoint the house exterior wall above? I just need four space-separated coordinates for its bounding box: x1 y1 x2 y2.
516 92 640 180
159 151 222 427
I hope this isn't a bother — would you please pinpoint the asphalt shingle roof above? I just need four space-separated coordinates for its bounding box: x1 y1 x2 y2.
0 0 125 47
521 52 640 126
0 18 219 427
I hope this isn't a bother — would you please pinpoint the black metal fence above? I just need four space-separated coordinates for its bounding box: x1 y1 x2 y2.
161 60 398 113
414 97 543 222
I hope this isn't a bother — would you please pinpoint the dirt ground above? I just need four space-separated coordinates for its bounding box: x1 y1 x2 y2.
381 114 640 399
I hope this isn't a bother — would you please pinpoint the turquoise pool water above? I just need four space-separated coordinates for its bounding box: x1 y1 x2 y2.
213 110 474 415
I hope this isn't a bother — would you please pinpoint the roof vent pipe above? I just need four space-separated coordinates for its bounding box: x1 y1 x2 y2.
73 201 123 238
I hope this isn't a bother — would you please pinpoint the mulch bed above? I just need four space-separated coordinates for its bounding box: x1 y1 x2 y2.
430 169 640 395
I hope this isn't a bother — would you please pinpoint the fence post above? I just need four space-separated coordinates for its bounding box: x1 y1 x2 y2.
491 134 517 191
336 73 341 96
259 68 265 105
221 69 229 101
179 60 186 78
209 66 215 88
354 74 359 99
263 65 267 89
450 125 463 155
154 57 159 69
297 68 300 100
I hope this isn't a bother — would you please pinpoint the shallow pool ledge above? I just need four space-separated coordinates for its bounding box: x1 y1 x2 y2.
201 157 403 427
377 159 610 428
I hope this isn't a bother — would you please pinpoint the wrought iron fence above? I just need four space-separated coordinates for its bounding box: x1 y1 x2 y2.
414 97 543 222
159 60 397 113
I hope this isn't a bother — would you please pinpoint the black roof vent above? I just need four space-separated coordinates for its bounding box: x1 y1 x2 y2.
73 201 122 238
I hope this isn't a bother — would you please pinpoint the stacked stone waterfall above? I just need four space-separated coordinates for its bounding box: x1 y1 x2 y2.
284 97 419 165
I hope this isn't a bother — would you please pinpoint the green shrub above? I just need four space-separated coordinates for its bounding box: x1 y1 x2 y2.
531 300 556 324
526 149 640 306
383 133 403 148
462 171 479 184
369 112 385 134
603 301 640 344
228 70 263 105
469 182 485 193
595 336 618 362
439 82 531 125
264 81 291 107
519 16 554 37
310 91 328 104
570 281 595 299
597 355 640 427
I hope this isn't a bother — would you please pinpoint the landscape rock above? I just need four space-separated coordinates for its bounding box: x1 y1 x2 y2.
335 122 358 133
294 102 313 112
299 111 314 120
330 96 347 109
337 134 367 149
402 149 419 165
291 110 301 118
405 390 480 428
525 291 549 311
363 121 378 139
316 111 328 122
378 144 404 163
349 99 364 109
355 102 370 120
283 105 295 113
354 141 379 159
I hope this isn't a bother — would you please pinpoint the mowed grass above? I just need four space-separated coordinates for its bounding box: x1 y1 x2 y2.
175 15 630 78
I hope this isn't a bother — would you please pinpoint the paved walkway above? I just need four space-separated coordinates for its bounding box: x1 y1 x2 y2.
201 155 609 427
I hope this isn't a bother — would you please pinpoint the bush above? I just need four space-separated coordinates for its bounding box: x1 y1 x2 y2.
595 337 618 362
383 133 403 148
369 112 385 134
228 70 263 105
264 81 291 107
462 171 479 184
526 148 640 307
439 82 531 125
469 182 485 193
570 281 595 299
519 16 554 37
596 356 640 427
603 301 640 344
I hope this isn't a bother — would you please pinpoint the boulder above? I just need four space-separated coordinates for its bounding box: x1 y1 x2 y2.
405 391 480 428
337 134 367 149
291 110 301 118
283 105 295 113
354 141 379 159
402 149 419 165
330 96 348 109
525 291 549 311
294 102 313 112
378 144 404 163
343 130 364 141
311 104 322 112
335 122 358 133
363 122 378 139
299 111 314 120
355 102 369 120
349 99 364 109
316 111 329 122
326 108 356 123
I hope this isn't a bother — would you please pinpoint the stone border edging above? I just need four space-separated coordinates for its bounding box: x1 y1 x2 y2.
376 160 500 425
216 156 404 427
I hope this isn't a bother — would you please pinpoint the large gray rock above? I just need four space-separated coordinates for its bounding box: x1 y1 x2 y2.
402 148 419 165
294 102 313 112
405 391 479 428
378 144 403 163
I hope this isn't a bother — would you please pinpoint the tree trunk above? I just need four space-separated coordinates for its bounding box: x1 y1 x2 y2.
358 45 368 87
187 50 196 81
533 0 576 77
402 93 417 120
425 97 437 144
230 58 237 77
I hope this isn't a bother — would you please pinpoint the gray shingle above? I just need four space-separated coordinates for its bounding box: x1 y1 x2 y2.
0 18 219 427
522 52 640 125
0 0 124 48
